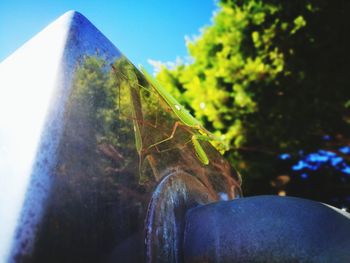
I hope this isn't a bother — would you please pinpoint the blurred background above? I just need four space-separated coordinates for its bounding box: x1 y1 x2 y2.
1 0 350 209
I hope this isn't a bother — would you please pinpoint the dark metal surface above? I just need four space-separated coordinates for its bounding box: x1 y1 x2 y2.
184 196 350 263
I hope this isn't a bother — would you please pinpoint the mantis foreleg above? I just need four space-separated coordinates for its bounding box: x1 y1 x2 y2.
147 121 181 150
191 135 210 165
147 120 211 165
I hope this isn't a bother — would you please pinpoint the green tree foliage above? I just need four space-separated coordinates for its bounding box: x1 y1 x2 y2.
155 0 350 202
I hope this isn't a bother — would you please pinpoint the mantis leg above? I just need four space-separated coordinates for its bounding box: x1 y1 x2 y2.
147 121 182 150
147 121 211 165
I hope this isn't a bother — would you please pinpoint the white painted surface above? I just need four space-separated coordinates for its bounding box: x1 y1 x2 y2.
0 11 75 262
0 9 122 261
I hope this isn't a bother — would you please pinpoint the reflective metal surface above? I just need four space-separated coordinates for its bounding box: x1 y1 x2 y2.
0 11 241 262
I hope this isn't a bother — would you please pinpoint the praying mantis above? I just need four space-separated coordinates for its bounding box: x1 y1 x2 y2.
139 66 227 165
112 60 241 197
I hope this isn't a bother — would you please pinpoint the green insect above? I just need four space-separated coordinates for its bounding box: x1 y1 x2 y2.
139 66 227 165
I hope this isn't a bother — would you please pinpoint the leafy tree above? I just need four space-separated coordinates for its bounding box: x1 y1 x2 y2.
154 0 350 206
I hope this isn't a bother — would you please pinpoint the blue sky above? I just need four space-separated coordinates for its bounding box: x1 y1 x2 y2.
0 0 217 71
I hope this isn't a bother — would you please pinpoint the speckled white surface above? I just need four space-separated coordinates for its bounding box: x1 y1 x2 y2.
0 11 121 262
